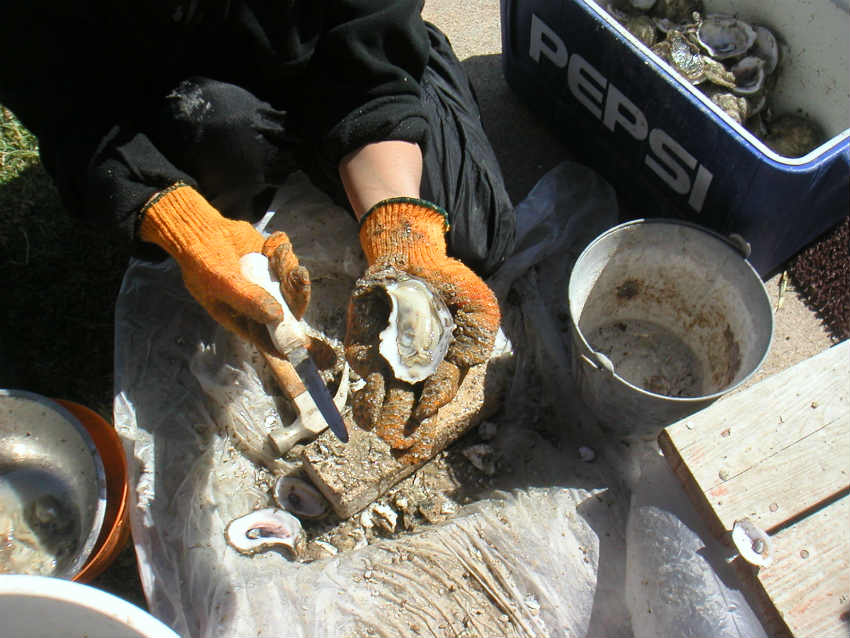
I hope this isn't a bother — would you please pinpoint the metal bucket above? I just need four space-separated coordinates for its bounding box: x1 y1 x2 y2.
568 219 773 438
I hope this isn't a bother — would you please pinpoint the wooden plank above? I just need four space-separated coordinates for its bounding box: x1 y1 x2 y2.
756 495 850 638
660 341 850 535
705 416 849 532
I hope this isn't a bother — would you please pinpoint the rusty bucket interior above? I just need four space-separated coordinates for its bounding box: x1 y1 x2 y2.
568 219 774 434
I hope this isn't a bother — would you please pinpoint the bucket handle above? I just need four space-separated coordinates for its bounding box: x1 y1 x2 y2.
581 351 615 375
726 233 752 259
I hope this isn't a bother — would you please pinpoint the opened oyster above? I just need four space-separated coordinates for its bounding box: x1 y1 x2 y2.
378 274 455 384
225 508 305 556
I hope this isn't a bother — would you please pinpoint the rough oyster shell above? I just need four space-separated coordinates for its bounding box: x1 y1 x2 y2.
706 88 750 124
225 508 305 556
378 275 455 384
653 30 704 84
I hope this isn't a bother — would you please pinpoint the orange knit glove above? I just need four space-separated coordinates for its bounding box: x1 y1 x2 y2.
345 198 500 463
138 182 310 350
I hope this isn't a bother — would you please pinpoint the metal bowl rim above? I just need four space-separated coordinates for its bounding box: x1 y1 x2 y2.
0 389 108 579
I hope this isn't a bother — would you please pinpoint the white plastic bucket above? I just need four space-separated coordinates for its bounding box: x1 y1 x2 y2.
568 219 773 438
0 575 178 638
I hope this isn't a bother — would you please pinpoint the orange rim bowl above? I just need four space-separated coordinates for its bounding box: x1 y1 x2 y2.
53 399 131 583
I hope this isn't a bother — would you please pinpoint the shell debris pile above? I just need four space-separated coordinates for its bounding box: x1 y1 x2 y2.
605 0 826 157
225 420 507 563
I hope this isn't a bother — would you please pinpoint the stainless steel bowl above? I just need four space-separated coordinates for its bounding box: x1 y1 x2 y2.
0 389 107 579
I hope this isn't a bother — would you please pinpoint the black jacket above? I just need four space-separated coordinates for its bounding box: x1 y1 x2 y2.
0 0 430 238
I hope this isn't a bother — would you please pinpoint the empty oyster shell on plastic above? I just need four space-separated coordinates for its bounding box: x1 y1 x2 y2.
273 476 328 519
696 14 757 59
731 518 773 567
378 274 455 384
225 508 305 556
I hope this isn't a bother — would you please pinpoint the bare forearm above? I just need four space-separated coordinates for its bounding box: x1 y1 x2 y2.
338 140 423 220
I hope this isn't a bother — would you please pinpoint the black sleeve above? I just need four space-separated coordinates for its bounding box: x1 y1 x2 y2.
2 0 432 242
296 0 431 166
40 119 197 242
1 2 196 244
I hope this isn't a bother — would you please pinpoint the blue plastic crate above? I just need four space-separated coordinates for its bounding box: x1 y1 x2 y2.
501 0 849 275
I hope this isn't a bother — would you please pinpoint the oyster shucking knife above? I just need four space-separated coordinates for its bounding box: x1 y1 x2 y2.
240 252 349 443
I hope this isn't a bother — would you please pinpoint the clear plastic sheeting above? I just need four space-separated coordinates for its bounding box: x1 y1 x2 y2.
625 445 767 638
114 164 766 637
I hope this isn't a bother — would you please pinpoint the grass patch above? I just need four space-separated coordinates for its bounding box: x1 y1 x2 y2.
0 106 131 418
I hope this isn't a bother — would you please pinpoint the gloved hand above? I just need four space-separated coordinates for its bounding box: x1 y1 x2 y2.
345 197 500 464
138 182 311 350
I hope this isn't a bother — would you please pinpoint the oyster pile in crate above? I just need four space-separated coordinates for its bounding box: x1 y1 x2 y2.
605 1 826 156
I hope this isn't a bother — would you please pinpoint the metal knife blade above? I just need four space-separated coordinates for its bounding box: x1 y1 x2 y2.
287 346 349 443
240 252 349 443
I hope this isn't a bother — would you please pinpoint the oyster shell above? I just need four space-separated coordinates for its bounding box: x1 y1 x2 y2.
623 13 659 47
604 2 823 153
707 89 749 124
701 55 736 88
378 275 455 384
273 476 328 519
653 30 704 83
731 518 773 567
369 502 399 534
696 14 757 59
225 508 305 556
751 24 779 75
730 56 766 95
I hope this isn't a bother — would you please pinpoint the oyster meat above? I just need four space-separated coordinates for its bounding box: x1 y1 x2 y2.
378 275 455 384
225 508 305 556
